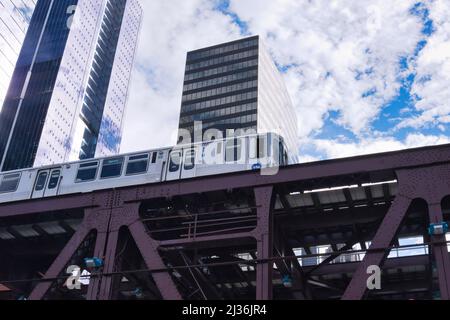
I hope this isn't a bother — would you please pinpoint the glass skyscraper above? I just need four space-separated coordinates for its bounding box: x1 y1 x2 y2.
178 36 299 163
0 0 36 110
0 0 142 172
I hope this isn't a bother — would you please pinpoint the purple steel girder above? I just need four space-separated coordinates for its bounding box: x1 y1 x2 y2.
254 186 274 300
342 164 450 299
340 194 412 299
28 200 182 300
28 205 111 300
304 254 431 276
0 143 450 300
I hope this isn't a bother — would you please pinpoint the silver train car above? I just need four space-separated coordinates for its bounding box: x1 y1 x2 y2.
0 133 288 204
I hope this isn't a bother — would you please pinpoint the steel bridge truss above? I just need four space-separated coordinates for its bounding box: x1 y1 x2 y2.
1 144 450 300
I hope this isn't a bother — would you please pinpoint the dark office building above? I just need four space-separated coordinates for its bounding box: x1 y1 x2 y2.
177 36 299 163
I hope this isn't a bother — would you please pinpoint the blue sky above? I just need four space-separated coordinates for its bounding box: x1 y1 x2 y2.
114 0 450 161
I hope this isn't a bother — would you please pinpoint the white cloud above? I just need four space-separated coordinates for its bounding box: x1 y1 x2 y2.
399 0 450 130
302 133 450 160
298 154 321 163
228 0 425 137
121 0 242 152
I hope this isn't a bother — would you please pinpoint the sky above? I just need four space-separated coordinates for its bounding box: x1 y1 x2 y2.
2 0 450 163
121 0 450 162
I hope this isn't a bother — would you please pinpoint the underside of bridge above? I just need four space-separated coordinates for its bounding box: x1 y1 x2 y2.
1 144 450 300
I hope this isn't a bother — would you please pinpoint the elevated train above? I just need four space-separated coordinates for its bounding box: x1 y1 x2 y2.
0 133 288 204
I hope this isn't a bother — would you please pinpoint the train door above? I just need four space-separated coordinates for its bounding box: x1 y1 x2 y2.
32 168 62 199
180 147 197 179
165 149 183 181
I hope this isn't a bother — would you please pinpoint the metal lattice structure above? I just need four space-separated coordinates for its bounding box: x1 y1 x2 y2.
1 143 450 300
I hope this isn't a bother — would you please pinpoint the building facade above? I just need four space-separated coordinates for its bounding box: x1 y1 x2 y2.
0 0 142 172
178 36 299 163
0 0 36 110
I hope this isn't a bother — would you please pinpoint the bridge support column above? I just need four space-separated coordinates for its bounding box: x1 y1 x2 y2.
86 231 108 300
428 203 450 299
341 194 412 300
254 186 274 300
96 229 119 300
94 202 182 300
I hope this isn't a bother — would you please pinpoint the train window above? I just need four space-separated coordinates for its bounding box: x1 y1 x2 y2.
278 142 283 165
48 170 61 189
225 138 241 162
0 173 21 193
236 139 242 160
169 151 181 172
101 157 124 179
217 142 222 155
76 161 99 183
267 135 273 157
184 149 195 170
152 152 158 163
126 154 149 175
249 136 257 159
225 139 234 163
278 141 288 166
258 136 267 158
35 172 48 191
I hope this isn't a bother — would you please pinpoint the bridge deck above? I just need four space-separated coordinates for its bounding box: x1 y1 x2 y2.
1 143 450 300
